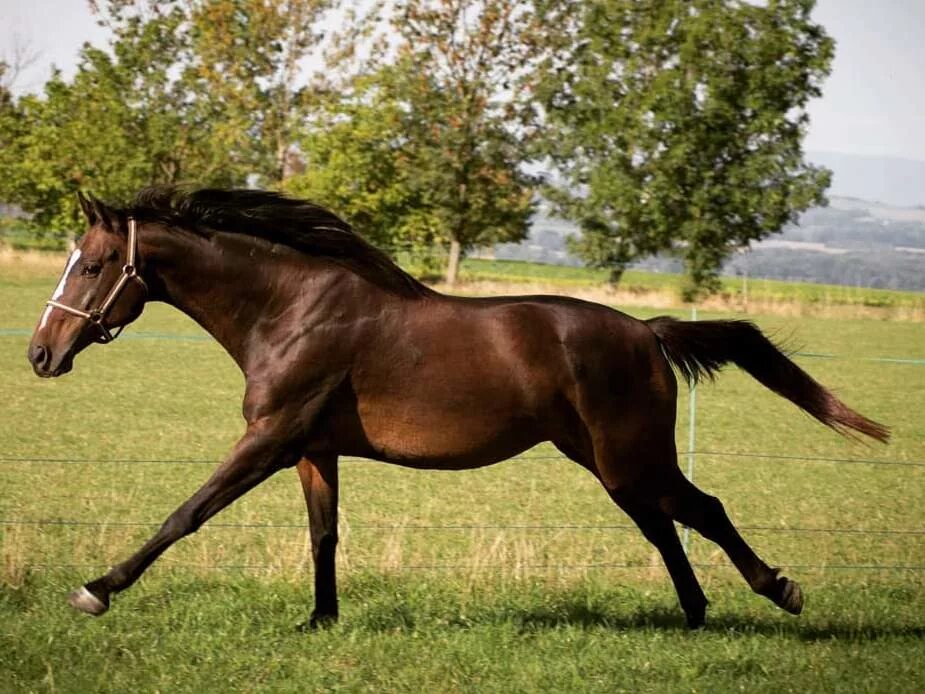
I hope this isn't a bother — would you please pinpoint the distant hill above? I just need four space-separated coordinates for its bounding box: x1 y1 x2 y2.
495 195 925 291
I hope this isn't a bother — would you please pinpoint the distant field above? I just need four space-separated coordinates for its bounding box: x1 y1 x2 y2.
6 245 924 317
1 258 923 692
459 258 925 315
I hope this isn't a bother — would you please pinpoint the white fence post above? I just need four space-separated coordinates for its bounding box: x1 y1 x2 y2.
683 305 697 553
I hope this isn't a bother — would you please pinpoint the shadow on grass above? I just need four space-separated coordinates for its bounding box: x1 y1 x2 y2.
519 604 925 641
351 599 925 642
503 605 925 641
9 574 920 643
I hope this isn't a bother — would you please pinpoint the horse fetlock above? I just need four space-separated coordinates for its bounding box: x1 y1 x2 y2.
68 586 110 616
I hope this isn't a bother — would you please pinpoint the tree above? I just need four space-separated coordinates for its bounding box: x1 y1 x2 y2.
0 5 197 242
291 0 541 284
285 64 444 256
181 0 332 185
0 33 41 94
0 0 333 243
92 0 332 185
536 0 834 298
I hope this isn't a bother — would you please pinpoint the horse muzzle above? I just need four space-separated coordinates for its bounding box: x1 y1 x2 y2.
27 342 75 378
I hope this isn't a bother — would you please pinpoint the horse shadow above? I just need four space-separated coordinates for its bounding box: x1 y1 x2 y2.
351 598 924 641
507 603 925 641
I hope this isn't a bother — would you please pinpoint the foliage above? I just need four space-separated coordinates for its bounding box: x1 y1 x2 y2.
180 0 332 184
536 0 834 299
2 0 838 291
288 0 540 282
0 0 331 243
285 64 443 257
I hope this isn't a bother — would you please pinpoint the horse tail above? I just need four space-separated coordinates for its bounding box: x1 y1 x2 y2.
645 316 889 443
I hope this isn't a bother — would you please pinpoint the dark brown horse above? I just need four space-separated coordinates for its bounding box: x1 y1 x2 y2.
27 187 888 629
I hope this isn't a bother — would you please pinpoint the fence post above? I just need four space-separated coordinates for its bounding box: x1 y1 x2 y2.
683 305 697 553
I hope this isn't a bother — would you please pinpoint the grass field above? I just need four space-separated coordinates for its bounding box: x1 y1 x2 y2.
1 256 923 692
457 258 925 313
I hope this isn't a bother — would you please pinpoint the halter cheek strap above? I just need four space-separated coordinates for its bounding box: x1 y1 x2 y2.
45 217 148 344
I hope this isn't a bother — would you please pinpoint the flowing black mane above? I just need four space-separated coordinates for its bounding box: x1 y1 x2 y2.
123 186 429 297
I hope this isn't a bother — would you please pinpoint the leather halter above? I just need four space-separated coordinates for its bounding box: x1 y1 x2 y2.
45 217 148 343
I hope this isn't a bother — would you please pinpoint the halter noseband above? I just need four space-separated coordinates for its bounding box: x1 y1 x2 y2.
45 217 148 343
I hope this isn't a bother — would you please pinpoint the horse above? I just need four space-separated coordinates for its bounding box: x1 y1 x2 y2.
27 187 888 629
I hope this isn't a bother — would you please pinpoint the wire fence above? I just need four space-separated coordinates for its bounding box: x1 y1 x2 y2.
2 328 923 576
2 517 924 537
0 451 922 467
2 446 922 575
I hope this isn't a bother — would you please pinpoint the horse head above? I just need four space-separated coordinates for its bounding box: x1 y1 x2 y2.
27 192 148 377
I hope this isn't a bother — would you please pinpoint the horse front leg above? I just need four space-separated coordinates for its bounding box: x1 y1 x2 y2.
69 419 301 616
295 454 339 630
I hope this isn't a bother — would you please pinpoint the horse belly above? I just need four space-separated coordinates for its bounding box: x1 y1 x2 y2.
332 300 569 467
348 383 545 469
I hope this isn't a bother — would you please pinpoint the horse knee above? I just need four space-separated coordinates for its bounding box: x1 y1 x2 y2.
700 494 726 524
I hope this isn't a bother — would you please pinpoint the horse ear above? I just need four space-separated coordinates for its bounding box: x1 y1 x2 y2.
77 191 97 225
87 194 117 232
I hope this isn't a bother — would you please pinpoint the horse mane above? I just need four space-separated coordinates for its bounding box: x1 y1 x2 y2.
122 186 430 298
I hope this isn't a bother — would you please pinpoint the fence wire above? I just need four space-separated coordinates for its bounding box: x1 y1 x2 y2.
1 451 923 467
14 562 925 573
1 518 923 536
2 336 921 576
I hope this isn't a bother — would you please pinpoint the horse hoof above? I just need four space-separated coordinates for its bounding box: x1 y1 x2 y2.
68 586 109 616
297 612 337 632
776 578 804 615
685 610 706 630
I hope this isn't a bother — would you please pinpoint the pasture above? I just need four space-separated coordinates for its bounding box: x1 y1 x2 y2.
456 258 925 318
1 255 923 692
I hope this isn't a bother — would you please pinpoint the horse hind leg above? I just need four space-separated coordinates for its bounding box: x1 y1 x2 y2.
555 426 708 627
609 490 709 628
656 470 804 616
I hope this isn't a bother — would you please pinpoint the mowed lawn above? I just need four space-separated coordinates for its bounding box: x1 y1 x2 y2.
1 257 923 692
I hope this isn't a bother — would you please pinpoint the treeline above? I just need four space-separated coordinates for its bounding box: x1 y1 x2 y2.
0 0 834 297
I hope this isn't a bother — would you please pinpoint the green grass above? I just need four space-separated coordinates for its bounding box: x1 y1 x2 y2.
3 574 922 693
1 260 923 692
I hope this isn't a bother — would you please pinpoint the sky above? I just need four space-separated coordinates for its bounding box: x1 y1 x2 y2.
2 0 925 163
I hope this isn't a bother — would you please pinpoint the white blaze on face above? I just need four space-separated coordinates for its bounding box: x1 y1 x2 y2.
39 249 82 330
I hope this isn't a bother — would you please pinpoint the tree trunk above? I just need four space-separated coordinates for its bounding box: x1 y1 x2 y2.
445 239 462 286
608 264 625 286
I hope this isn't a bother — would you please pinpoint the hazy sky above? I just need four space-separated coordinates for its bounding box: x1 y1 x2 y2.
3 0 924 162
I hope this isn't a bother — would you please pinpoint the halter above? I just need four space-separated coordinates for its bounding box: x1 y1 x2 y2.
45 217 148 343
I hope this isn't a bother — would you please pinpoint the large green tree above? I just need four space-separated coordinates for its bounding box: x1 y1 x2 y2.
291 0 541 284
536 0 834 298
286 64 443 256
0 3 211 241
182 0 331 184
0 62 23 201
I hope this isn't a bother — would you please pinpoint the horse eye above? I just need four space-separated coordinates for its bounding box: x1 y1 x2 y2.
81 263 102 277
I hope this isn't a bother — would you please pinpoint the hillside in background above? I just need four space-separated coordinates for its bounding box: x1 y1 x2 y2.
496 151 925 291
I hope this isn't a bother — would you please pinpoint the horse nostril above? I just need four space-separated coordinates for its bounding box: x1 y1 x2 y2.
29 344 50 369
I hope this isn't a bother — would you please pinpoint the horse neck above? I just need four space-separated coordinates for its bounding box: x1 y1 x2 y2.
141 226 355 371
